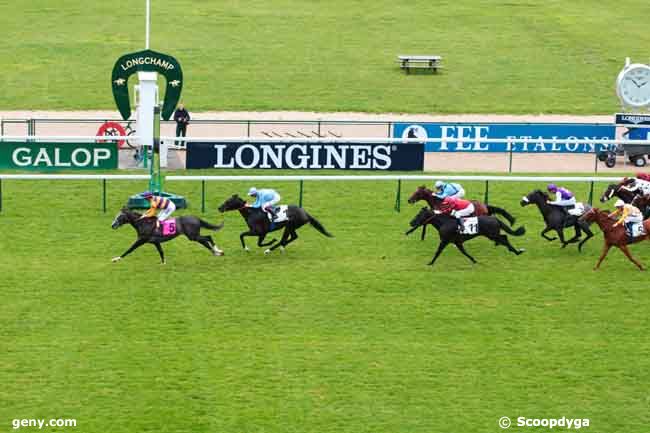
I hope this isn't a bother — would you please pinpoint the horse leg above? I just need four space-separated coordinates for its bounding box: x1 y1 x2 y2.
267 228 291 254
112 239 146 262
154 242 165 264
541 227 557 241
428 240 450 266
278 229 299 252
578 224 594 252
495 234 525 255
566 224 582 244
420 224 427 241
594 243 612 270
618 244 645 271
239 230 255 250
203 235 224 256
258 233 277 247
557 228 569 248
454 241 477 264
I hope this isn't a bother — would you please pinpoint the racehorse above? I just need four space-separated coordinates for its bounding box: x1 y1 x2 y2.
520 189 594 251
580 208 650 271
111 208 224 263
600 182 638 204
601 181 650 217
217 195 333 254
407 186 517 240
408 207 526 266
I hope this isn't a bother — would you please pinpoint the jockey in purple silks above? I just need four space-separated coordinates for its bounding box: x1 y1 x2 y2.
546 184 576 210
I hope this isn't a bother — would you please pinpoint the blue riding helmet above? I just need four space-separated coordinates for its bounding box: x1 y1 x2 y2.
247 187 258 196
547 184 558 192
142 191 154 199
434 180 444 190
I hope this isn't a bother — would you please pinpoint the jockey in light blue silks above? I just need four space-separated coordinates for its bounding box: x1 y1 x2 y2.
434 180 465 199
247 187 281 220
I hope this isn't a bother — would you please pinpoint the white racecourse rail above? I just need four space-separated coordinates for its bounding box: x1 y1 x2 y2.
0 174 149 213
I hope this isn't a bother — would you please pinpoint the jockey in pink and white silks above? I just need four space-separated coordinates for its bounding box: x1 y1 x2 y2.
247 187 281 220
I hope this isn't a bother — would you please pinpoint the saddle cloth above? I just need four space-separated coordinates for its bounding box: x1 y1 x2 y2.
268 205 289 223
160 219 177 236
627 222 646 239
567 203 586 216
460 217 479 235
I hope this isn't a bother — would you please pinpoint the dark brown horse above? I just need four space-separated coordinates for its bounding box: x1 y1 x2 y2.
580 208 650 271
407 186 516 239
111 208 224 263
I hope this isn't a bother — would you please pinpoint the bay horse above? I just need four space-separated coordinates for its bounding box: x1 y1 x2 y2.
218 195 333 254
111 208 224 263
408 207 526 266
520 189 594 251
407 186 517 240
600 182 638 204
580 208 650 271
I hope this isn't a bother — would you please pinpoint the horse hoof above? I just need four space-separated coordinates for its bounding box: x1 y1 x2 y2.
111 256 122 263
161 261 166 265
214 250 224 256
244 246 250 252
264 249 271 255
518 248 526 254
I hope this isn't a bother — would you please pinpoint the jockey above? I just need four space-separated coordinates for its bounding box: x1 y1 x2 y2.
434 180 465 199
609 199 643 233
247 187 281 220
142 191 176 228
439 196 475 228
546 184 576 210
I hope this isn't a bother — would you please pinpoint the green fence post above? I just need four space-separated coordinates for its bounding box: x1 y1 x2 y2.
201 180 206 213
395 179 401 212
588 181 594 205
102 179 107 213
299 180 304 207
484 180 489 204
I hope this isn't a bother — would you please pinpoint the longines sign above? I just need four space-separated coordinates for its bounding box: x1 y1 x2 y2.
186 142 424 171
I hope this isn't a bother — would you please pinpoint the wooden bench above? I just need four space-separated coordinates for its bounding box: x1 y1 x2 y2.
397 55 442 74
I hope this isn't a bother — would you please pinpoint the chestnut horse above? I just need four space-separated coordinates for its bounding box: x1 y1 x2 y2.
580 208 650 271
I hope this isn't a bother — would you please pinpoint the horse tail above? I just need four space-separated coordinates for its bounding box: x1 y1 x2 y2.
497 219 525 236
487 205 516 226
307 213 334 237
199 219 224 231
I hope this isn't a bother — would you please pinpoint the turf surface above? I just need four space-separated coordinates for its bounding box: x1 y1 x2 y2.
2 0 650 113
1 170 649 432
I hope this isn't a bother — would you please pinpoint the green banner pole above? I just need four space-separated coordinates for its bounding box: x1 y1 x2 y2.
201 180 206 213
395 179 401 212
588 181 594 205
484 180 489 204
102 179 107 213
299 180 304 207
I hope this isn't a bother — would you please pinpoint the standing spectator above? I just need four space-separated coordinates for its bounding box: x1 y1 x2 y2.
173 103 190 147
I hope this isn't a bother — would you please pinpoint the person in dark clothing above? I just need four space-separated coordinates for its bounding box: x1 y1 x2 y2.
173 103 190 146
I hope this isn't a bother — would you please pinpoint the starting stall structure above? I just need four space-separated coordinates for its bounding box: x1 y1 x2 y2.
111 0 187 209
